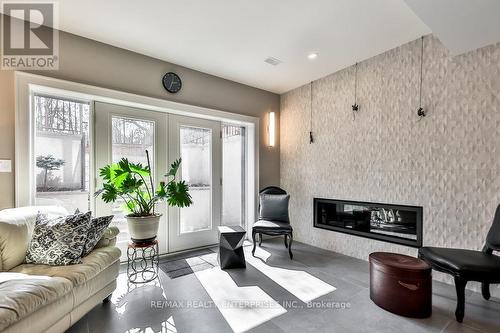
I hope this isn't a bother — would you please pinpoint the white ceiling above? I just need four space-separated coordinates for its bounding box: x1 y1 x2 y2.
50 0 430 94
10 1 500 93
404 0 500 56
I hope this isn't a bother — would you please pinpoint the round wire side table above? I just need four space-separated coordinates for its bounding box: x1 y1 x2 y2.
127 240 159 284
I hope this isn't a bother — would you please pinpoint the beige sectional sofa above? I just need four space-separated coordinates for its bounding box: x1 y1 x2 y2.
0 206 121 333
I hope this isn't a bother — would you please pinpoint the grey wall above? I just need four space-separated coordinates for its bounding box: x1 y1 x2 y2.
0 19 280 208
0 71 15 209
280 35 500 294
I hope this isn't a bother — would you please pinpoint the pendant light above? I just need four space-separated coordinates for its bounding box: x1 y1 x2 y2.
309 81 314 144
352 62 360 119
417 36 426 118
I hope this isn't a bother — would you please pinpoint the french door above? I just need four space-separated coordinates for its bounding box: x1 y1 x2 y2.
94 102 168 256
168 115 222 252
94 103 222 256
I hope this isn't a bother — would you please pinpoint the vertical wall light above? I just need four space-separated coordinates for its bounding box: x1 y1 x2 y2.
268 111 276 147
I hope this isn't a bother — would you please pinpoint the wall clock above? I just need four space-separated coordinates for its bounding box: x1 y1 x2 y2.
162 72 182 93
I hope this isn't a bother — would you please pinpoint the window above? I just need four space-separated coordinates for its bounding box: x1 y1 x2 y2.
34 94 91 212
222 124 246 227
179 126 212 233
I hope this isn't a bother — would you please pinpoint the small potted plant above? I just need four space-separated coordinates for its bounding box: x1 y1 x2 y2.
96 150 192 243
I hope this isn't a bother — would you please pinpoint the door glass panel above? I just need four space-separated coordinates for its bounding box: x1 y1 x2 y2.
222 124 245 227
111 116 155 244
179 126 212 233
34 94 91 213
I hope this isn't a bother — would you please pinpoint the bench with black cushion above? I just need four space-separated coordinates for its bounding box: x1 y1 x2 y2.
419 204 500 323
252 186 293 259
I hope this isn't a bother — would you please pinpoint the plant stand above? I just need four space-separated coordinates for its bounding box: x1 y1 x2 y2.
127 240 159 283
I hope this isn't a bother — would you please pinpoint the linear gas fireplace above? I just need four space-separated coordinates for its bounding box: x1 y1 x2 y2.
314 198 423 247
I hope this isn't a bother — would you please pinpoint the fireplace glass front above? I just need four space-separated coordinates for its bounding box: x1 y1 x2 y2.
313 198 422 247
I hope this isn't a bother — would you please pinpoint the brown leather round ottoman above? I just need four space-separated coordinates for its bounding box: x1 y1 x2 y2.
369 252 432 318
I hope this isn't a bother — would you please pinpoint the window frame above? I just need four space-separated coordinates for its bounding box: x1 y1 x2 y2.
31 93 94 212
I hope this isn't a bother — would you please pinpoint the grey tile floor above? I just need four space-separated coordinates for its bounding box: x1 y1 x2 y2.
67 239 500 333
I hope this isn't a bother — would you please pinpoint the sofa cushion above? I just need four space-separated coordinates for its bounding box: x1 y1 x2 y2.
12 246 121 287
0 290 73 333
83 215 114 256
72 261 120 305
26 212 92 266
0 206 69 271
0 272 72 331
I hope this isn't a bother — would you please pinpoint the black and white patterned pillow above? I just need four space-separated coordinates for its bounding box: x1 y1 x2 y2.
83 215 114 256
25 211 92 265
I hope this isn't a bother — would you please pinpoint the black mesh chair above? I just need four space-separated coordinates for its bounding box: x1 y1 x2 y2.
419 204 500 323
252 186 293 259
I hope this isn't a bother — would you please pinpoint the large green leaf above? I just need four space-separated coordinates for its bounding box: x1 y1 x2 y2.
113 169 130 188
155 181 167 199
165 158 182 178
120 175 143 194
101 183 118 203
117 158 131 173
129 161 150 177
99 164 116 181
99 162 129 187
166 180 192 207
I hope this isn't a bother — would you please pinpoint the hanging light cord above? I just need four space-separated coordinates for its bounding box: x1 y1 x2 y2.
309 81 314 144
355 64 358 102
419 36 424 109
353 62 358 120
417 36 426 119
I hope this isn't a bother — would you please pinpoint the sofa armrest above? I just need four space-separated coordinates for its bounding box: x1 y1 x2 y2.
94 226 120 249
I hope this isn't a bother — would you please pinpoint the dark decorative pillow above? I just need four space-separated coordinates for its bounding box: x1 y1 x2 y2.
26 211 92 265
259 194 290 223
83 215 114 256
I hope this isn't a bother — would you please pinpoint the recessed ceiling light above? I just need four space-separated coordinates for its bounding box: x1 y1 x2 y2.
308 52 319 60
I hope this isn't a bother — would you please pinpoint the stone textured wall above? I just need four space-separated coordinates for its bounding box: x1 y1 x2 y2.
280 35 500 294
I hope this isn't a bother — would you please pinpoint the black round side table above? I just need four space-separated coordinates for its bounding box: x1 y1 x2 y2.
127 240 159 284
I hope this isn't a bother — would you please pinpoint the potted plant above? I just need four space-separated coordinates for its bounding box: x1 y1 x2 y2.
96 150 192 243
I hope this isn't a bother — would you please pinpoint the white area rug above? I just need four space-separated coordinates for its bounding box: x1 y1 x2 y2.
244 245 336 303
194 267 286 333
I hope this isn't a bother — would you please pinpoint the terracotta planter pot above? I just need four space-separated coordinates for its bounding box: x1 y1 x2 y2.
126 214 161 244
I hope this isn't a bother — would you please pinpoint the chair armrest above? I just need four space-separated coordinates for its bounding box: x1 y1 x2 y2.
94 226 120 249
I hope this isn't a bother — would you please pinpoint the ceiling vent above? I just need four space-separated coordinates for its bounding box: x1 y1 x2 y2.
264 57 282 66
